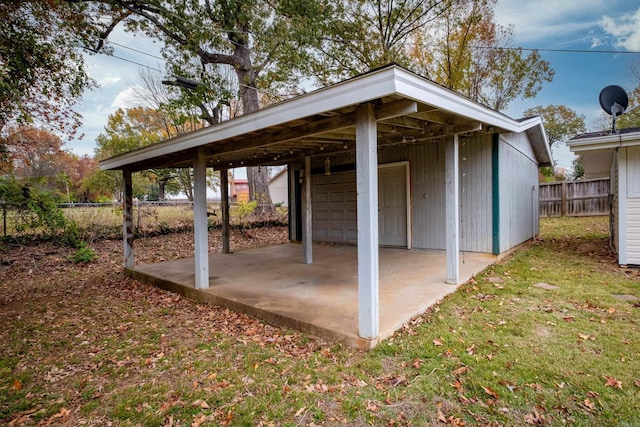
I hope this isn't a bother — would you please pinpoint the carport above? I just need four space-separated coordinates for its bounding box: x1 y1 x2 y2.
100 64 549 348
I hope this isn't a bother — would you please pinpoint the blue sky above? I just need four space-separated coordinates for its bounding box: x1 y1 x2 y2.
70 0 640 172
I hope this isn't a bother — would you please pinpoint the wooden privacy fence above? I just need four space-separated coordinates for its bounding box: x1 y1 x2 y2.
539 178 610 217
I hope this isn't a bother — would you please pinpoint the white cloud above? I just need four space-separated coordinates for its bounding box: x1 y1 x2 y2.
600 7 640 50
496 0 640 51
110 86 145 110
97 75 122 86
494 0 608 44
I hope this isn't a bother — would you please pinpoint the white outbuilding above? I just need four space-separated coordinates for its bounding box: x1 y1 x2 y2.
568 127 640 267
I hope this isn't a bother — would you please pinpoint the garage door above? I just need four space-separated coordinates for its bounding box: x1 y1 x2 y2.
312 172 357 244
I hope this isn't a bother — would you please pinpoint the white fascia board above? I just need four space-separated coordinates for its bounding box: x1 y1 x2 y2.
392 70 551 164
393 69 538 133
567 132 640 154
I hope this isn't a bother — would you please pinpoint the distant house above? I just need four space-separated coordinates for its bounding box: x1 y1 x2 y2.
568 127 640 267
268 167 288 207
231 178 249 203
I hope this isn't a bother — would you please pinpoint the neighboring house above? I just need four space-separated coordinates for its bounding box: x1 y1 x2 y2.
269 167 288 207
568 127 640 267
100 64 551 344
231 178 249 203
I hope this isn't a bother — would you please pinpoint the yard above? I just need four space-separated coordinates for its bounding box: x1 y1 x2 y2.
0 217 638 426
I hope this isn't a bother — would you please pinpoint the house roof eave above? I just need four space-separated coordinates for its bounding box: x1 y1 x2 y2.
567 130 640 154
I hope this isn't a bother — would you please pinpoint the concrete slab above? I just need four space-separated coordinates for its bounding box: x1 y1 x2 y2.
612 294 639 301
533 282 560 291
127 243 496 349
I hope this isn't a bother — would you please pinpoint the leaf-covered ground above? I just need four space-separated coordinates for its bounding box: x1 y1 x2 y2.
1 218 639 426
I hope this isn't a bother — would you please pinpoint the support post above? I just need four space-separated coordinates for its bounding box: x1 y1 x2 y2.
356 103 379 340
193 148 209 289
302 156 313 264
445 135 460 284
220 169 230 254
123 168 134 268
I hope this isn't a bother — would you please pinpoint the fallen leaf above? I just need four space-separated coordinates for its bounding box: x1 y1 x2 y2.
604 376 622 389
635 379 640 388
466 344 476 355
452 366 468 376
295 406 307 417
191 414 207 427
12 379 22 391
524 408 546 424
433 338 444 346
582 398 595 411
578 333 595 341
191 399 210 409
482 386 499 399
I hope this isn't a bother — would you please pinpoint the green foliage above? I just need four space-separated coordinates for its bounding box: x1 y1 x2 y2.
614 85 640 129
311 0 447 83
233 201 258 221
0 176 82 245
71 244 97 264
409 0 554 111
523 105 586 151
572 156 585 180
0 1 108 137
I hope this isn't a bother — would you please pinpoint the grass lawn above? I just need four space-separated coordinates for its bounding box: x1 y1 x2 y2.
0 217 638 426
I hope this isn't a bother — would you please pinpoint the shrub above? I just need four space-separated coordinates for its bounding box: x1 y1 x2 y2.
71 244 96 264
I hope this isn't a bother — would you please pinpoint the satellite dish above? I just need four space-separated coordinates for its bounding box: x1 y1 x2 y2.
599 85 628 133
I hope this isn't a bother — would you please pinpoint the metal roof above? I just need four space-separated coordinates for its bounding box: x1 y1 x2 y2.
100 64 552 172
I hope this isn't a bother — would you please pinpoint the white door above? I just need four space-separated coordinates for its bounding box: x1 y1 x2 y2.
378 163 409 247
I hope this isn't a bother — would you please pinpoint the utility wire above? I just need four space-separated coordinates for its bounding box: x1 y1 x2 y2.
105 39 167 61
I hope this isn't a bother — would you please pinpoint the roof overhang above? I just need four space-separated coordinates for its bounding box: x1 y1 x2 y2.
568 129 640 155
100 65 552 172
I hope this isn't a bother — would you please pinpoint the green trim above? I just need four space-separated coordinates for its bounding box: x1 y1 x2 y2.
492 134 500 255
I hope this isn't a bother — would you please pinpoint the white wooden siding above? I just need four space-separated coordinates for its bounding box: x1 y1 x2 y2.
627 200 640 264
379 142 446 249
309 135 495 252
499 134 539 250
625 146 640 264
458 135 492 252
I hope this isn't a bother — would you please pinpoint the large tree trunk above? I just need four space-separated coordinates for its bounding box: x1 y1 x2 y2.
233 42 274 217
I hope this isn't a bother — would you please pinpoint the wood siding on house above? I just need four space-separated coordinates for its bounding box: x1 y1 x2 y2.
304 131 538 254
499 132 539 251
308 135 496 252
626 146 640 265
459 135 492 253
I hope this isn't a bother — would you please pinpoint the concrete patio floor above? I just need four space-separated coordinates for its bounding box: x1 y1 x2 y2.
127 243 496 349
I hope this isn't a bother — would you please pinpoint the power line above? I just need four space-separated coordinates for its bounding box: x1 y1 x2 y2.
82 46 164 73
105 39 167 61
474 46 640 55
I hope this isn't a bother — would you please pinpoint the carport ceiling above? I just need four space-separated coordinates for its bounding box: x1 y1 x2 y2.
100 65 542 173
